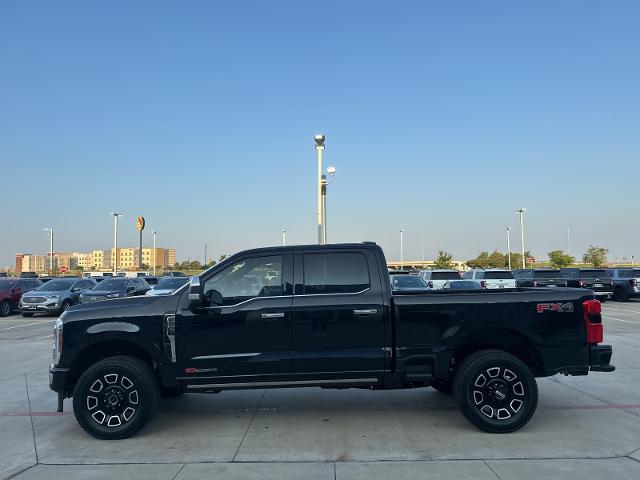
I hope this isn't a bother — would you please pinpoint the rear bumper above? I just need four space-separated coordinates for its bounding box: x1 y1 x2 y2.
589 345 615 372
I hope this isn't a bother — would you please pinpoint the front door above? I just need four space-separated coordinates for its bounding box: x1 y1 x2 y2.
176 254 294 382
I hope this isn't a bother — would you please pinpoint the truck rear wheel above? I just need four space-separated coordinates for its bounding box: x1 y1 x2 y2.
73 355 160 439
453 350 538 433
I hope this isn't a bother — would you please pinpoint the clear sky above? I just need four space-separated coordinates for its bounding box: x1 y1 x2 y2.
1 1 638 267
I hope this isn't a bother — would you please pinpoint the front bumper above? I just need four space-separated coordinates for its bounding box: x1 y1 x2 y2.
589 345 615 372
49 363 71 394
21 302 61 313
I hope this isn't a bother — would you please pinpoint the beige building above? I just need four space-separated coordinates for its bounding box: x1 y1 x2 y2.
91 250 112 270
73 252 93 270
111 247 175 270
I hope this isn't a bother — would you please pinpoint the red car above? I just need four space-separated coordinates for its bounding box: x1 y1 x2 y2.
0 278 41 317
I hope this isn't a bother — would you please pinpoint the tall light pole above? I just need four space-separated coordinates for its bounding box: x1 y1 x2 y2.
506 227 512 270
516 208 526 269
567 227 571 255
314 134 325 244
152 231 157 276
43 228 53 275
282 229 287 246
400 229 405 270
321 166 336 244
421 238 425 262
111 212 123 275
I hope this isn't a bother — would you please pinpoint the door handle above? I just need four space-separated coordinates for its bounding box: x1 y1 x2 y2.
353 309 377 315
261 312 285 319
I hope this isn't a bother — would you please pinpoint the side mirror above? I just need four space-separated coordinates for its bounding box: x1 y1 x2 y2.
188 277 205 311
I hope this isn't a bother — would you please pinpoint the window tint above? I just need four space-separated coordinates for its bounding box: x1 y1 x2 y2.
561 269 580 279
484 271 514 280
204 255 283 306
431 272 461 280
580 270 610 279
513 270 534 279
303 253 369 294
533 270 560 279
462 271 472 279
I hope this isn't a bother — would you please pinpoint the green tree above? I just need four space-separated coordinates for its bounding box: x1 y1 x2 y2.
219 254 228 263
548 250 575 268
466 252 490 269
583 246 608 268
488 250 507 268
433 250 453 269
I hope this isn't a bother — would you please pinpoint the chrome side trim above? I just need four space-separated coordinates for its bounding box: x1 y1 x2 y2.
204 295 292 309
191 353 260 360
186 378 379 390
164 314 176 363
294 288 370 297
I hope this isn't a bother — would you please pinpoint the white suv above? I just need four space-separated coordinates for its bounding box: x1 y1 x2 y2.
462 269 517 289
418 269 461 290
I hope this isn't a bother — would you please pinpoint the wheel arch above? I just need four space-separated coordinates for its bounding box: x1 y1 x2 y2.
451 328 544 376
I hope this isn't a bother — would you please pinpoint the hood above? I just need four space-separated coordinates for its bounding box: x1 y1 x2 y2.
23 289 67 296
61 294 178 324
81 289 123 296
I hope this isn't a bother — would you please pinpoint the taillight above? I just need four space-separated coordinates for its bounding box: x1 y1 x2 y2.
578 280 585 287
480 281 487 289
583 299 603 344
532 280 538 287
631 279 637 288
428 281 433 288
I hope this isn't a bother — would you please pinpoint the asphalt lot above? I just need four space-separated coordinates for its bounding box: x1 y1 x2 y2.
1 301 640 480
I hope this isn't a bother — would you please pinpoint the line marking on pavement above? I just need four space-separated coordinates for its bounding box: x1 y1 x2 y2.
37 335 53 339
0 320 55 332
606 316 640 324
603 306 640 315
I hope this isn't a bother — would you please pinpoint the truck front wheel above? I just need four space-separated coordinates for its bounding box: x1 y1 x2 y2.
453 350 538 433
73 355 160 439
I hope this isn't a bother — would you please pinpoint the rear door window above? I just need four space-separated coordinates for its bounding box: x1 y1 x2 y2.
303 253 369 294
431 272 461 280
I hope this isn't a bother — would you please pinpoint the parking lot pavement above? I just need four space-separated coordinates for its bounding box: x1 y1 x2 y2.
1 301 639 480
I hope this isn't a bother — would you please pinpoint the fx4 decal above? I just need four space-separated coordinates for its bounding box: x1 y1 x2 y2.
537 302 574 314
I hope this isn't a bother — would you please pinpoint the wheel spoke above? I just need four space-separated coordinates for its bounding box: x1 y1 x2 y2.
89 379 103 393
129 390 139 405
473 390 484 405
487 367 500 378
121 376 134 389
104 373 118 384
474 374 487 387
86 395 98 410
91 410 106 424
513 381 525 396
122 407 136 421
107 415 122 427
480 405 494 418
497 408 511 420
510 399 523 413
503 369 517 381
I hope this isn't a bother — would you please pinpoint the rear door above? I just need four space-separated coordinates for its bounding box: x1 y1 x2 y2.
292 249 386 377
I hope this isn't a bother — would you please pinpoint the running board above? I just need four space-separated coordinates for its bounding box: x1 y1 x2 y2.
187 378 379 391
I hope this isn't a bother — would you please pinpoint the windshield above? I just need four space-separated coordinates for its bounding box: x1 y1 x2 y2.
93 279 127 291
431 272 461 280
392 276 428 288
0 280 15 289
484 271 514 280
534 270 560 279
581 270 610 278
35 279 75 291
154 278 189 290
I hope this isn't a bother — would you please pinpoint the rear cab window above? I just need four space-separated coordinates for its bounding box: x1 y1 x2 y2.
303 252 370 294
431 272 461 280
484 271 514 280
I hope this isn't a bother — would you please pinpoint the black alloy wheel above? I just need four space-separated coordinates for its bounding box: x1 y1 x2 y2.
73 355 159 439
453 350 538 433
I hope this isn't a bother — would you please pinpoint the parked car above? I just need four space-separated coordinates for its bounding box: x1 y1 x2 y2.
162 271 187 277
0 272 9 277
19 272 39 278
146 277 189 296
512 269 568 288
607 268 640 302
50 242 614 439
560 268 613 300
78 278 151 304
443 280 482 290
418 269 461 289
462 269 517 289
143 276 160 286
0 278 41 316
390 274 430 291
20 277 97 316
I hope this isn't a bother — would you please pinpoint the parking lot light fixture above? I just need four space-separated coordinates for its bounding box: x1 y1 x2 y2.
111 212 123 275
282 229 287 246
314 134 325 244
152 231 157 275
43 228 53 275
400 229 405 271
506 227 512 270
516 209 526 269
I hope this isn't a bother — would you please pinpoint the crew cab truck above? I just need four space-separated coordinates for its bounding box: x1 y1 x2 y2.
49 243 615 439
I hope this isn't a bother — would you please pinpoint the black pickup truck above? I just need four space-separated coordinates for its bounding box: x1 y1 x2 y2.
49 243 614 439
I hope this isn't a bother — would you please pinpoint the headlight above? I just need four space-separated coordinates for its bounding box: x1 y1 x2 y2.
52 318 63 365
106 293 120 299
